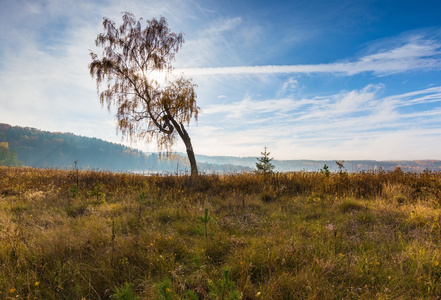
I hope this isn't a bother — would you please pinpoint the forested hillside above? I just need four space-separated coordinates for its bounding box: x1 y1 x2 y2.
0 141 23 167
0 124 250 173
0 123 154 171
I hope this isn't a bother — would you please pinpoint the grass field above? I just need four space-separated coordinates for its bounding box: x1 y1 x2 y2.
1 166 441 299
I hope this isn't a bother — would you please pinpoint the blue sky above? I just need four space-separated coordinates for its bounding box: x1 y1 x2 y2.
1 0 441 160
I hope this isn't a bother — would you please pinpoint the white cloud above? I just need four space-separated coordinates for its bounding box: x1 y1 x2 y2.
205 17 242 34
277 77 299 97
194 84 441 159
204 96 313 119
176 35 441 76
176 16 246 68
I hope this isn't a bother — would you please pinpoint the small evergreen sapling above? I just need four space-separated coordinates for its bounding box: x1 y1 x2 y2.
320 164 330 177
256 147 275 176
198 208 211 240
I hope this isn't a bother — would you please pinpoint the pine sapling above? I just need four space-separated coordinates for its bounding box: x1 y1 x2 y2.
256 146 275 177
198 208 212 240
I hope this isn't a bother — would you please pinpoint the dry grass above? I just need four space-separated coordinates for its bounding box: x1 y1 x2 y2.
1 167 441 299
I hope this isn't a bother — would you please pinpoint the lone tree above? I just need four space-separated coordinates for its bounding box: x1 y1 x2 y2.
89 12 200 176
256 147 275 176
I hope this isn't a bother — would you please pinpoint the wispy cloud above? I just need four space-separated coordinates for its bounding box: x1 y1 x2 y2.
277 77 300 97
204 96 311 118
177 35 441 76
176 16 246 68
194 85 441 159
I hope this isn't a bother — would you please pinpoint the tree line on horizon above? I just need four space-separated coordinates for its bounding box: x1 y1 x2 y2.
0 123 250 173
2 123 440 173
0 123 176 171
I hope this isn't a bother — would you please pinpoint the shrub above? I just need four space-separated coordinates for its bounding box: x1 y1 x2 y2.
339 199 365 213
111 283 139 300
154 278 174 300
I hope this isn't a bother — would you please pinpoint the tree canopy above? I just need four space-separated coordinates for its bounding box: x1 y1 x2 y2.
0 142 23 167
89 12 200 176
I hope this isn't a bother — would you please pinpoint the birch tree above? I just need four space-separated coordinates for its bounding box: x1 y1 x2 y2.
89 12 200 176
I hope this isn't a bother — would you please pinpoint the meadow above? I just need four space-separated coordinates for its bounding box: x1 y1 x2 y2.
1 166 441 299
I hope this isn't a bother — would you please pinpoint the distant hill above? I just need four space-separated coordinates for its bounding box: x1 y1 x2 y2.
0 123 250 173
1 123 440 173
0 123 150 171
195 153 441 173
196 154 441 173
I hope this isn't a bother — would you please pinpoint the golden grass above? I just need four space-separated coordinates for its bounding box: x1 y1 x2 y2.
1 167 441 299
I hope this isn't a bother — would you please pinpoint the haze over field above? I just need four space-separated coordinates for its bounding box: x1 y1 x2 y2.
1 0 441 160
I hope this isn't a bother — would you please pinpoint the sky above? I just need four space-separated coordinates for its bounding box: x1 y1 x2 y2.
1 0 441 160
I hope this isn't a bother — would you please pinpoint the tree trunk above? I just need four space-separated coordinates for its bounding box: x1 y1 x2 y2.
167 115 198 176
181 129 198 177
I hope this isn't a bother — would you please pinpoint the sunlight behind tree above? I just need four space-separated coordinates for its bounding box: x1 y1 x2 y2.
146 69 169 87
